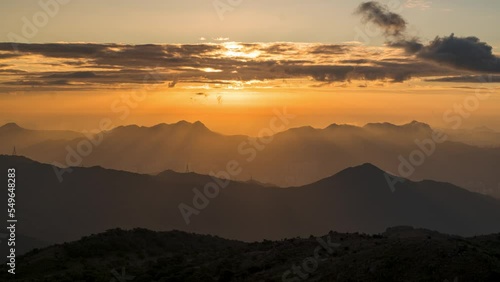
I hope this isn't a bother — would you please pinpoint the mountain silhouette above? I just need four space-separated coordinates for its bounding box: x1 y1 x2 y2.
2 155 500 247
0 123 81 155
3 121 499 199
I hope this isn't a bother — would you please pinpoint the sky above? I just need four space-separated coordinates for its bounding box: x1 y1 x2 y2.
0 0 499 135
1 0 500 46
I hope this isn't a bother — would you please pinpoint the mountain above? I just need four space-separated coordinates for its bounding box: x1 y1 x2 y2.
20 120 247 174
1 227 499 282
1 155 500 246
0 123 82 155
3 121 499 198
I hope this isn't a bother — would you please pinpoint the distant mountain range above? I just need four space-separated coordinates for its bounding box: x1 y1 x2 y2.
1 121 499 198
1 155 500 246
2 227 499 282
0 122 82 151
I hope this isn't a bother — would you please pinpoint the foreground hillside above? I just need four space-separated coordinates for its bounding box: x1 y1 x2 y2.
1 227 500 282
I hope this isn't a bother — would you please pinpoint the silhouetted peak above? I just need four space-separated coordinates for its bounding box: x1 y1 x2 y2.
403 120 432 131
348 163 385 174
325 123 360 130
173 120 208 130
114 124 140 131
175 120 191 126
193 120 205 127
364 121 432 133
287 126 318 133
113 121 210 133
316 163 387 184
326 163 388 183
1 122 23 130
363 122 398 130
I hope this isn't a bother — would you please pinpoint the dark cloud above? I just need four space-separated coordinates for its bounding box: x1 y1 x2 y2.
355 1 407 37
357 2 500 73
3 79 70 86
417 34 500 72
0 53 22 59
387 39 424 54
426 75 500 83
309 44 348 55
0 43 109 58
340 59 371 64
284 60 455 83
0 69 25 74
43 71 97 79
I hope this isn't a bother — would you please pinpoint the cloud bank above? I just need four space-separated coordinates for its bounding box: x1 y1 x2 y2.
357 1 500 73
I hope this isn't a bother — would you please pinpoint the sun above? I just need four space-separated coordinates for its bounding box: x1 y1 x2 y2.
222 42 261 59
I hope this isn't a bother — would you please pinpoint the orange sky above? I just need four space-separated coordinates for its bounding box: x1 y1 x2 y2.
1 78 499 135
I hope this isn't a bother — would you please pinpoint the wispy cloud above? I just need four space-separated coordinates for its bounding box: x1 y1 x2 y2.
405 0 432 10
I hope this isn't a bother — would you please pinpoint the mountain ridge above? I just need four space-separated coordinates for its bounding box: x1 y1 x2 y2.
2 155 500 245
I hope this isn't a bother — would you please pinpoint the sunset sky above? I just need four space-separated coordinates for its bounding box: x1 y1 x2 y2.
1 0 499 135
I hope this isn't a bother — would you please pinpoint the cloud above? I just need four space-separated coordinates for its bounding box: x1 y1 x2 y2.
168 77 179 88
417 34 500 72
405 0 432 10
357 2 500 73
387 39 424 54
43 71 97 79
0 40 490 92
355 1 408 37
426 75 500 83
0 53 22 59
0 43 108 58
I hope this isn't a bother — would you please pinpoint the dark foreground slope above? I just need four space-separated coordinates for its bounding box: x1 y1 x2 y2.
1 155 500 245
1 227 500 282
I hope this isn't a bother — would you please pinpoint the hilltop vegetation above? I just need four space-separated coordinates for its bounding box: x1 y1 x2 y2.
2 227 500 282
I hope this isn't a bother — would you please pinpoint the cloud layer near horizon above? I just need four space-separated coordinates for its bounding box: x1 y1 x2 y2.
0 40 491 93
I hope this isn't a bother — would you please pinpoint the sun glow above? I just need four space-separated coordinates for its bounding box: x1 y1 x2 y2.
223 42 261 59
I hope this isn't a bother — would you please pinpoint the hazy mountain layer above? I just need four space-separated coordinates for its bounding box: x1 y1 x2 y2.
1 121 499 198
1 155 500 245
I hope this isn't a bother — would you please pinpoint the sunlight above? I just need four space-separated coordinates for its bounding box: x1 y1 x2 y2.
223 42 261 59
